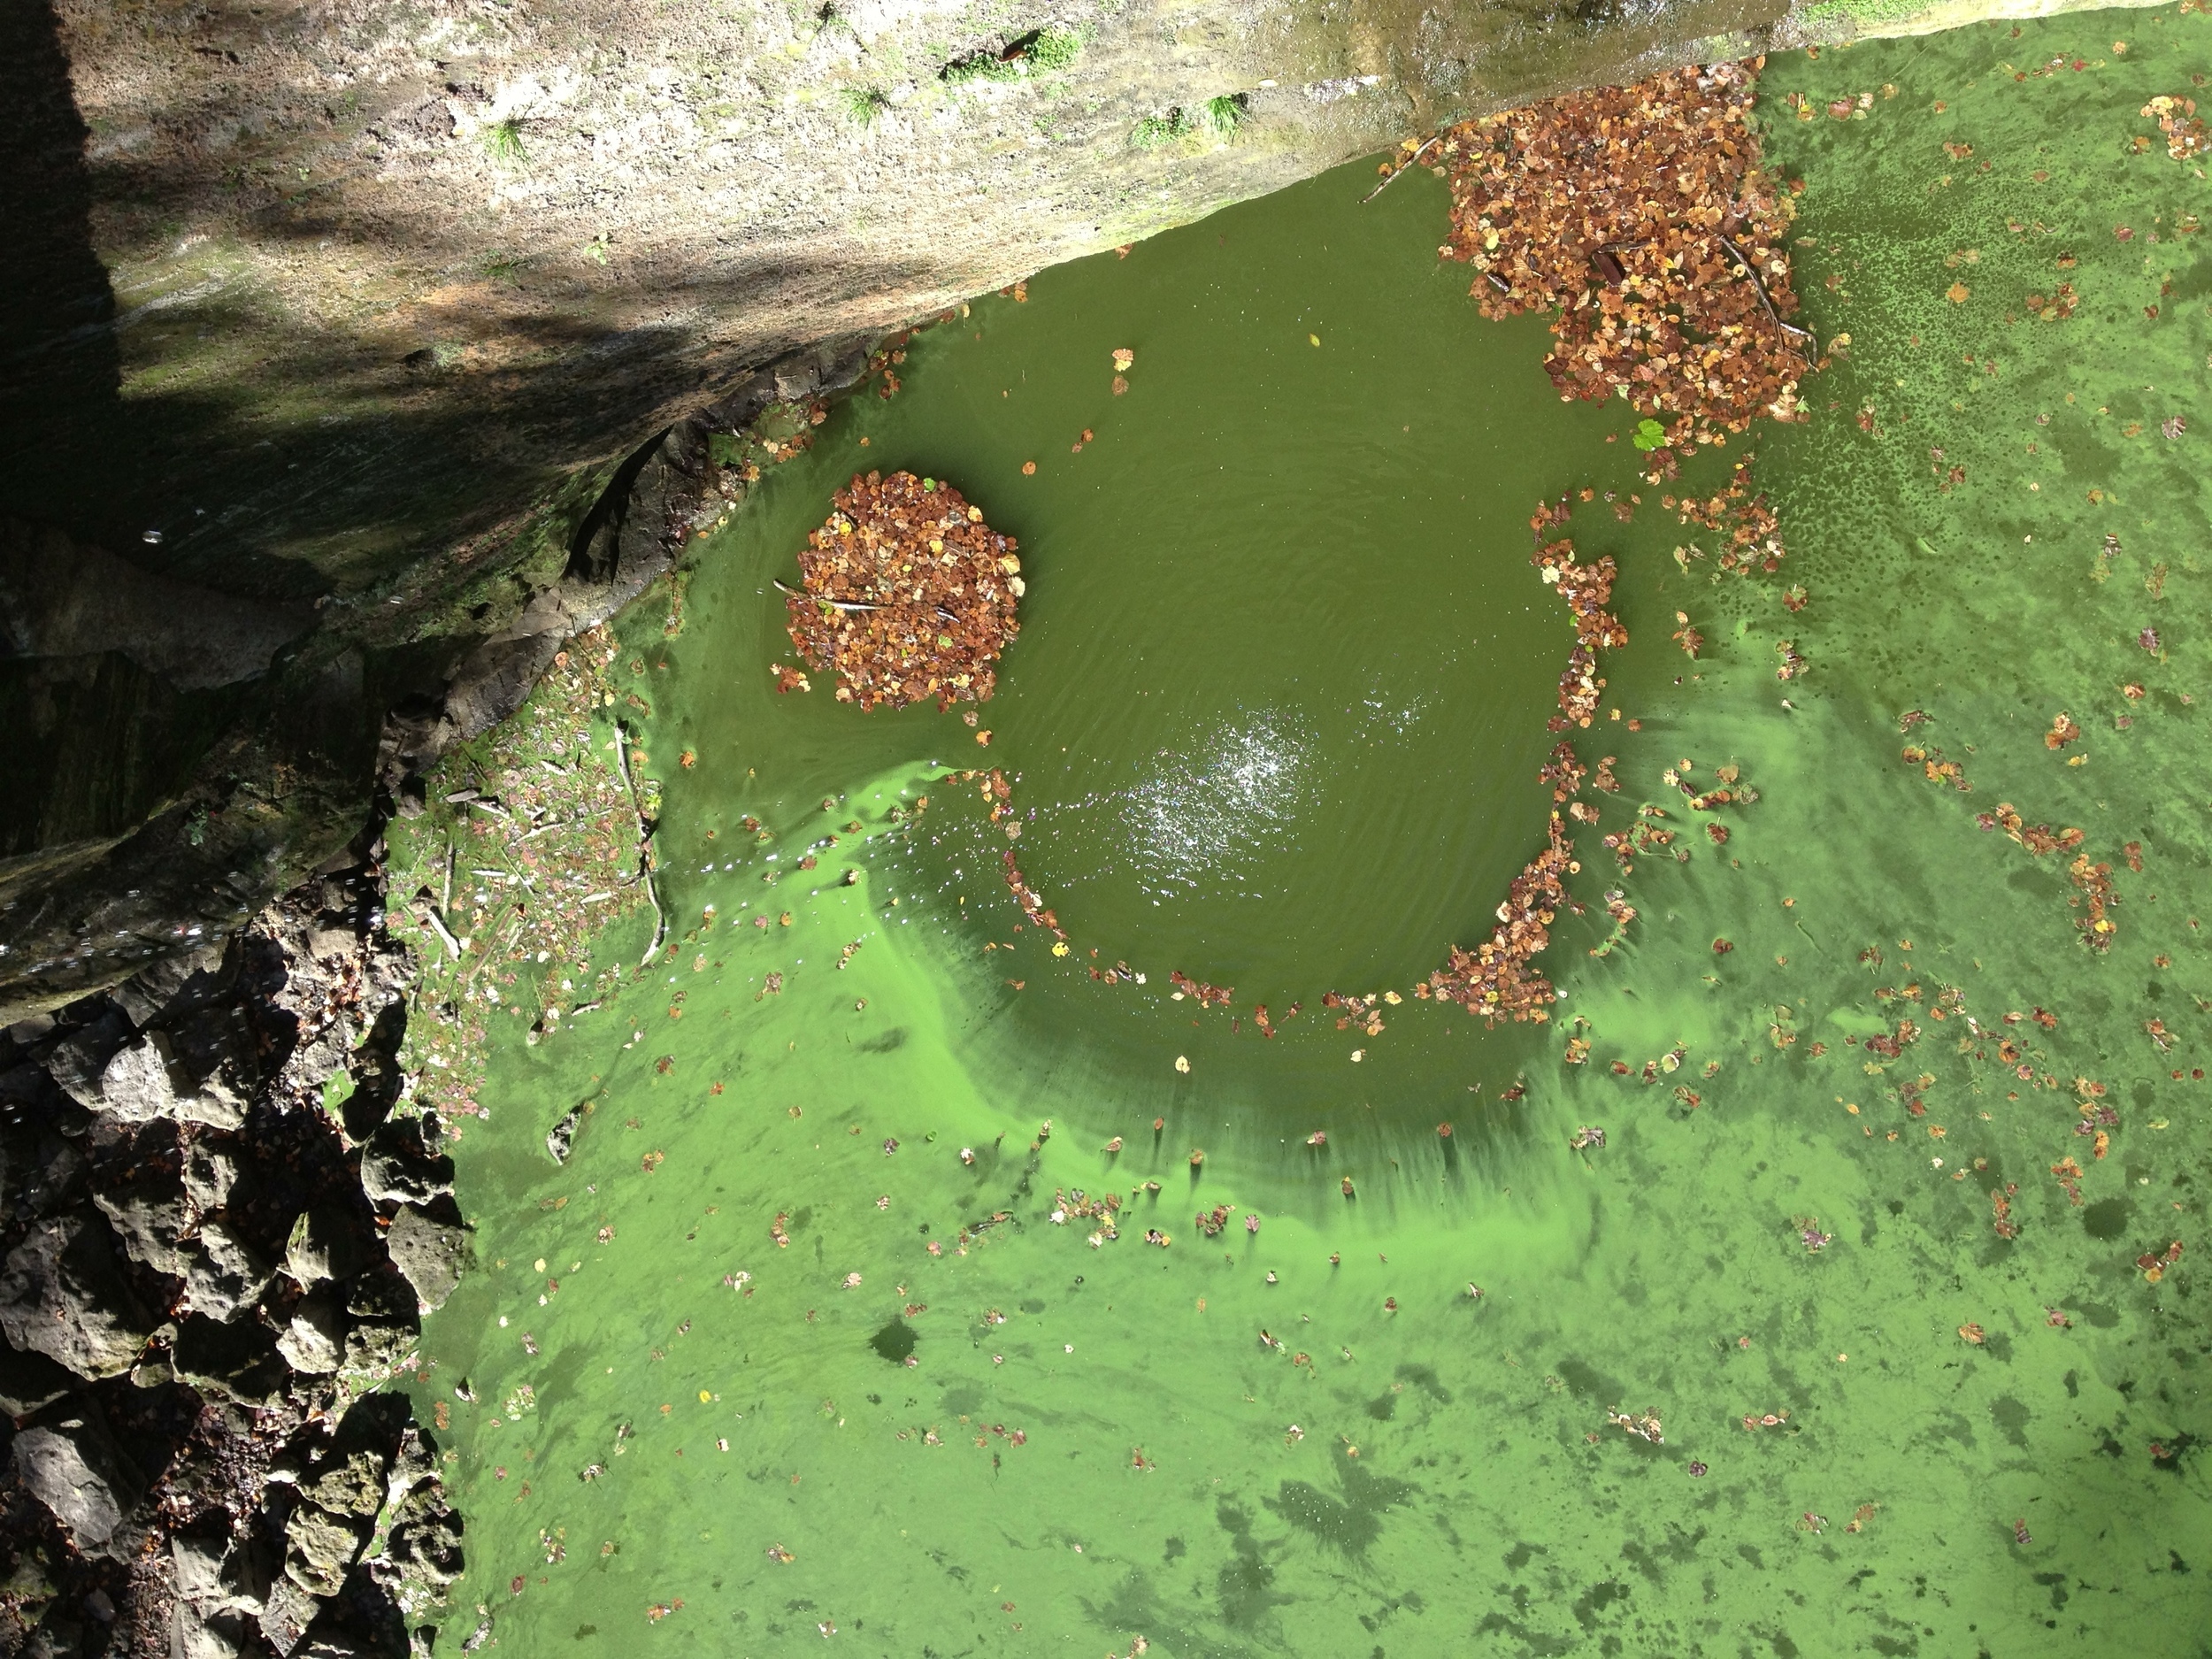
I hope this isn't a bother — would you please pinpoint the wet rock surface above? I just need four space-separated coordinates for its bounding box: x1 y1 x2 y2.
0 859 462 1657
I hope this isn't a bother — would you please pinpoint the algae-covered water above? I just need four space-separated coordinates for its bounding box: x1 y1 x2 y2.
396 14 2211 1655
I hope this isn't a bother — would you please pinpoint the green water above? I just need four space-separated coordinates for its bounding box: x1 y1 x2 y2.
405 15 2211 1655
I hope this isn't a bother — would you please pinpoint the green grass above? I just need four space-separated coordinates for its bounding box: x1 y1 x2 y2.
941 25 1082 86
837 85 892 127
482 118 526 165
1199 93 1247 136
1133 94 1246 149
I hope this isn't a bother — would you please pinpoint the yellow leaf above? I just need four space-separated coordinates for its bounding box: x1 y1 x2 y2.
1946 281 1970 303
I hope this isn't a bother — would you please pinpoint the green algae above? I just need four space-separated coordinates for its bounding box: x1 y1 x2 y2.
396 13 2211 1654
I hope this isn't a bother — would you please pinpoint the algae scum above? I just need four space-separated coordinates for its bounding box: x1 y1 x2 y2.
389 17 2210 1655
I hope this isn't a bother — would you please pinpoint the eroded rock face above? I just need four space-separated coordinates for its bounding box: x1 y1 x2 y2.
12 1400 146 1548
95 1031 190 1123
0 1210 156 1379
383 1205 469 1312
0 869 460 1654
181 1218 276 1324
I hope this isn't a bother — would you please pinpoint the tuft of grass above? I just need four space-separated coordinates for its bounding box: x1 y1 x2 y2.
1132 94 1247 149
1198 93 1247 136
1131 109 1194 149
483 117 526 165
1025 26 1083 72
838 85 892 126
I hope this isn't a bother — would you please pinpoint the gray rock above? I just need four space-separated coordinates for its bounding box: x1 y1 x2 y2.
282 1503 371 1596
545 1102 584 1164
173 1315 289 1406
357 1120 452 1208
384 1486 463 1590
0 1339 77 1415
44 1009 134 1108
258 1572 322 1655
219 1527 277 1615
385 1424 437 1503
172 1602 250 1659
179 1074 249 1132
96 1032 191 1123
0 1210 156 1379
276 1293 343 1375
91 1165 192 1275
282 1205 367 1286
12 1400 145 1548
382 1206 468 1312
25 1609 85 1659
1 1123 88 1221
173 1528 230 1608
182 1218 274 1323
340 1321 416 1379
299 1446 388 1520
112 941 228 1029
182 1141 240 1210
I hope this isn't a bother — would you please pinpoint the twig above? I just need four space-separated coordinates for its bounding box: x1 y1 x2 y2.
613 719 666 967
1715 233 1816 349
1361 135 1441 204
414 902 461 961
774 578 958 625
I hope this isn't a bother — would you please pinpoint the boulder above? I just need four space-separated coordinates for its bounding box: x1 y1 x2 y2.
173 1528 230 1609
182 1218 275 1323
95 1032 191 1124
298 1446 388 1521
357 1119 452 1208
544 1102 585 1164
183 1141 240 1210
340 1322 416 1379
90 1164 192 1276
0 1340 77 1416
112 941 229 1029
382 1206 468 1312
172 1603 250 1659
173 1315 289 1407
276 1293 344 1375
258 1572 322 1656
1 1122 88 1222
283 1205 368 1286
11 1399 146 1548
282 1502 371 1597
219 1527 278 1615
299 1394 407 1517
179 1073 249 1132
384 1486 463 1591
43 1010 134 1109
0 1210 156 1378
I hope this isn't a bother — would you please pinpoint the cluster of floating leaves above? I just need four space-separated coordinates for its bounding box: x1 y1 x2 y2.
784 470 1023 710
1428 489 1640 1024
1437 59 1816 453
2142 95 2208 160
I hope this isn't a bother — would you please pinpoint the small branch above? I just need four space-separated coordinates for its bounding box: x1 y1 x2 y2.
1362 135 1441 204
414 902 461 961
613 719 667 968
776 578 881 612
1715 233 1816 349
775 577 958 625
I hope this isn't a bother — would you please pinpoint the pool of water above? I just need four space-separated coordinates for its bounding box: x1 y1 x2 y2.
400 16 2212 1655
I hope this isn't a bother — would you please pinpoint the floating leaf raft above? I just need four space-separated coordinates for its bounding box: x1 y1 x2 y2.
785 469 1023 710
